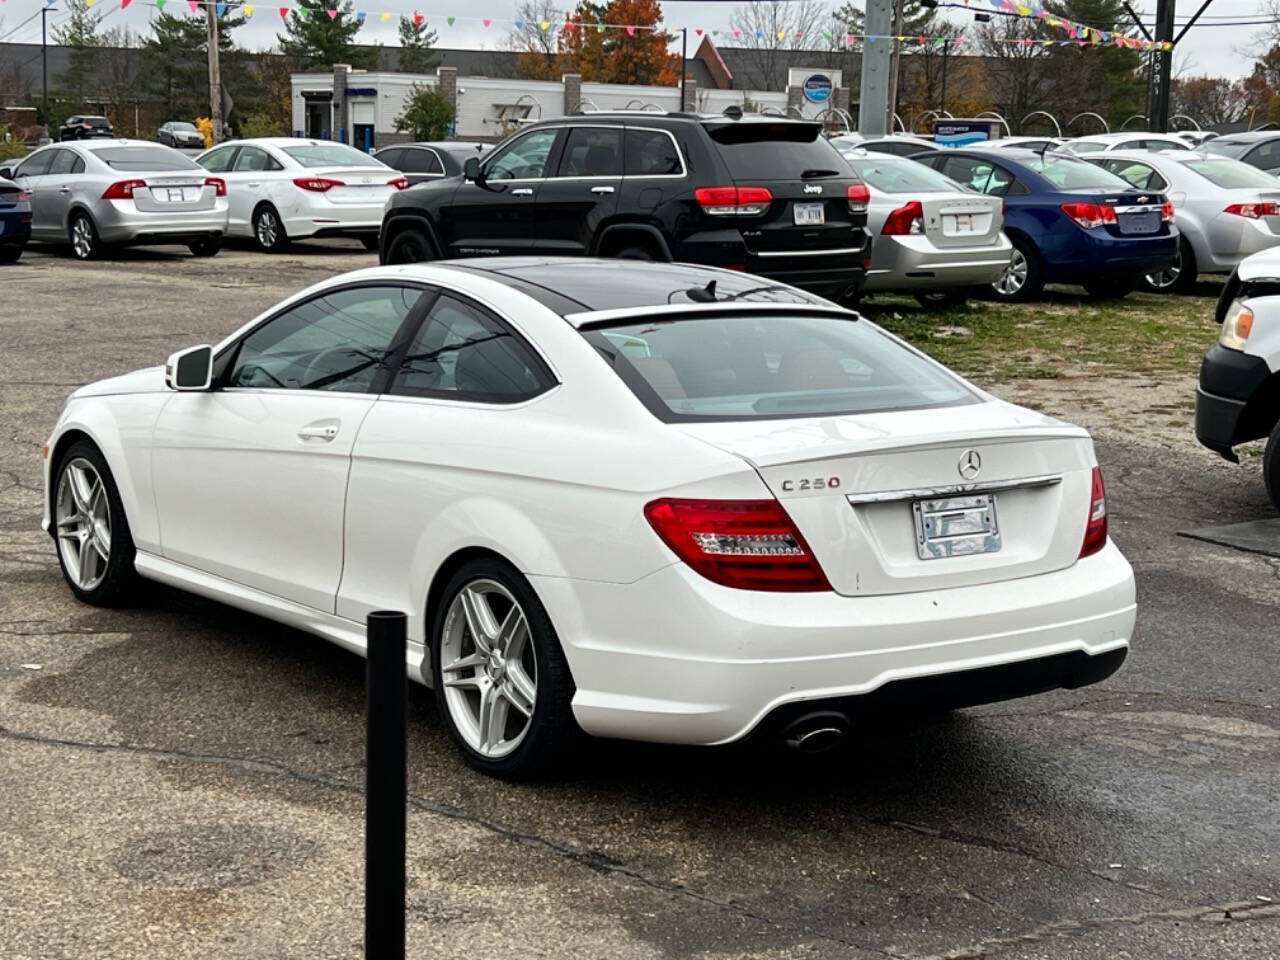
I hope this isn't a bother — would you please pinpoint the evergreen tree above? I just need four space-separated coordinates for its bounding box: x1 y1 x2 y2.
397 15 439 73
142 11 246 122
279 0 376 69
1045 0 1143 126
52 0 103 117
835 0 936 38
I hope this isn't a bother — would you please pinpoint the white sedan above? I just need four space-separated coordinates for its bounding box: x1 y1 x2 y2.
42 259 1136 777
194 137 407 252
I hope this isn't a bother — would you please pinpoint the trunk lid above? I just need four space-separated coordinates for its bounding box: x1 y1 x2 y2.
133 175 217 213
1215 187 1280 235
307 166 398 206
678 401 1097 596
916 190 1003 248
1064 187 1169 238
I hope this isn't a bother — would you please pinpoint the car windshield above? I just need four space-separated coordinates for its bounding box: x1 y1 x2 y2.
1025 155 1131 190
170 122 197 132
284 142 387 168
582 312 974 422
84 117 110 127
93 146 200 171
1199 139 1253 159
845 156 965 193
1182 158 1280 189
706 123 847 180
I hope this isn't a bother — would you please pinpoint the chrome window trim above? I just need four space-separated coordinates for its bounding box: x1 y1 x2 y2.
844 474 1063 505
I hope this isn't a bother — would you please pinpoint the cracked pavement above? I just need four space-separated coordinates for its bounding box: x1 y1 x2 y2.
1 244 1277 959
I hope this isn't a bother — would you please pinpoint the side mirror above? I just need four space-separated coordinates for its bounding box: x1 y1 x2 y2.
0 167 13 180
463 156 482 182
165 344 214 391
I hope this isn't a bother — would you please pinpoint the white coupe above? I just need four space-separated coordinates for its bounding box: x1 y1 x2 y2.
43 259 1136 777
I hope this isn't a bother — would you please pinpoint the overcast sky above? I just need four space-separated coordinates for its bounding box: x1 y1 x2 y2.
1 0 1273 80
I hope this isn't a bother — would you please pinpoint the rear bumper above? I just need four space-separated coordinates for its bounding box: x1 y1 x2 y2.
680 227 872 299
94 201 229 245
864 233 1013 292
1041 229 1178 282
0 212 31 247
285 204 385 240
533 541 1135 746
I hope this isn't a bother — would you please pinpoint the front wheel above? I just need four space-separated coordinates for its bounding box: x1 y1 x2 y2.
383 227 433 265
990 238 1043 302
252 205 289 253
1265 418 1280 513
52 442 138 606
431 558 577 779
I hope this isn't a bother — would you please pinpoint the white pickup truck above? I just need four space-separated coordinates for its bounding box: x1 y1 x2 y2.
1195 248 1280 510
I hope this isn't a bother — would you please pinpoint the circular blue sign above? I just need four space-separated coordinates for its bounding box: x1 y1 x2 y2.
803 74 833 103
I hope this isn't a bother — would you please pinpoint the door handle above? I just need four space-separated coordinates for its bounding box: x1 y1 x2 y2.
58 186 71 194
590 185 615 195
510 187 534 197
297 421 340 442
246 182 261 188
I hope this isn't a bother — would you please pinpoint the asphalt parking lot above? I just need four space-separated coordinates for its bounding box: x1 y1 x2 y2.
1 242 1278 960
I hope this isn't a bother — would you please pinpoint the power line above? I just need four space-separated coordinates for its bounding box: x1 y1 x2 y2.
0 9 46 43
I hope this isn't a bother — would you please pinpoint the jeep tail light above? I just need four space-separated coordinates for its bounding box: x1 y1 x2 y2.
293 176 345 192
1061 201 1117 230
1161 200 1174 222
882 200 924 235
644 498 831 592
1079 466 1108 559
1224 201 1279 219
694 185 772 216
204 177 226 197
101 179 147 200
847 182 870 214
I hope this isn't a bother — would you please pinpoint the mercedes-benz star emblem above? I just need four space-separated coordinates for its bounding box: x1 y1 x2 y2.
958 449 982 480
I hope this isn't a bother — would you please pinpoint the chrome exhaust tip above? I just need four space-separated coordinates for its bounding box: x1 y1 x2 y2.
782 711 850 753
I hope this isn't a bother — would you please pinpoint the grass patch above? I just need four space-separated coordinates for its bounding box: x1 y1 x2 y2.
864 282 1223 383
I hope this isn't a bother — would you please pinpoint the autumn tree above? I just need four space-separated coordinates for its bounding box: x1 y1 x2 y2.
398 14 439 73
559 2 611 81
601 0 678 86
510 0 565 80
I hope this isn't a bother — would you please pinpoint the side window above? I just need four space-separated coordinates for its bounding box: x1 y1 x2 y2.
484 128 559 181
555 126 623 177
233 146 271 172
1117 140 1143 151
1110 162 1153 189
15 150 54 178
46 150 78 176
228 285 426 393
625 128 683 176
376 148 403 169
940 157 1010 195
1006 177 1030 196
198 147 238 173
1245 140 1279 171
391 295 554 403
398 149 441 175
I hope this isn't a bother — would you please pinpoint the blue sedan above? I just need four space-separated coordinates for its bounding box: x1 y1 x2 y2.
913 148 1179 301
0 175 31 263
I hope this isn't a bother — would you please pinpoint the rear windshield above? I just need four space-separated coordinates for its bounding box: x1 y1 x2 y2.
707 123 848 181
84 117 111 127
93 146 199 171
1199 139 1252 159
1025 155 1130 190
582 312 974 422
1182 158 1280 189
284 142 387 168
845 156 966 194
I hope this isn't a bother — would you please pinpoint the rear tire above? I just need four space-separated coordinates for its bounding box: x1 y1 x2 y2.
68 211 104 261
188 236 221 257
1082 275 1136 299
1265 419 1280 513
51 441 139 606
914 289 968 310
383 227 433 265
431 557 577 779
1142 236 1197 294
360 235 380 252
0 245 20 264
252 204 289 253
989 237 1043 302
615 246 655 261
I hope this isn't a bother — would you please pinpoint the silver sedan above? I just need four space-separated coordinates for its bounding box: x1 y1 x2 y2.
1088 151 1280 292
839 150 1012 308
0 139 229 259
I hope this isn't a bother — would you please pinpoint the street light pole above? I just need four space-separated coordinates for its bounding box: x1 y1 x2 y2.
940 38 950 118
41 6 56 127
680 27 687 111
205 1 224 142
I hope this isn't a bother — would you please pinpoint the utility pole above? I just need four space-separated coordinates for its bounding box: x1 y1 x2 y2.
885 0 905 131
1144 0 1174 133
680 27 687 112
41 6 55 127
858 0 892 136
205 1 224 142
939 38 950 118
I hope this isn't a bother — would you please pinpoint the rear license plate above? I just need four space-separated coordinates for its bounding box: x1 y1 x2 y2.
950 213 974 232
1119 211 1159 235
912 493 1001 560
793 202 825 226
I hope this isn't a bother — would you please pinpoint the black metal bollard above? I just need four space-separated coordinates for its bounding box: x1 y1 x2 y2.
365 610 407 960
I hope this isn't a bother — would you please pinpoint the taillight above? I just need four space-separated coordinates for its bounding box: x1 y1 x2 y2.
101 179 147 200
1161 200 1174 222
644 498 831 592
1060 201 1117 230
293 176 345 192
1080 466 1108 559
1224 201 1279 219
204 177 226 197
882 199 924 235
16 190 29 202
847 182 870 214
694 185 772 215
387 176 409 190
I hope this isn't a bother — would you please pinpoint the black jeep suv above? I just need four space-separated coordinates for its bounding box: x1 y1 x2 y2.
379 112 871 302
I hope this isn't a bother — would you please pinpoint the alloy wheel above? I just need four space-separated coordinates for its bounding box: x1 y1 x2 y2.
1145 247 1182 290
256 210 280 249
439 579 537 759
71 217 94 259
994 248 1027 296
55 457 111 591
